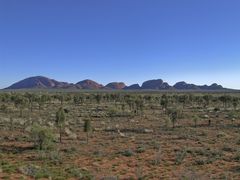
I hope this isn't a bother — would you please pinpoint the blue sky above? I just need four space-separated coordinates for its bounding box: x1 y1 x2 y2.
0 0 240 89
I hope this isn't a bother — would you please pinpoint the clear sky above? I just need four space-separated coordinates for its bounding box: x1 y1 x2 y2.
0 0 240 89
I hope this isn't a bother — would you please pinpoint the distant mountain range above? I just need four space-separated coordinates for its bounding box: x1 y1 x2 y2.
4 76 234 91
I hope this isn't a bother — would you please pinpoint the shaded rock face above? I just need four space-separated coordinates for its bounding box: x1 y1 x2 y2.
76 79 103 89
124 84 141 90
141 79 171 90
174 81 200 90
6 76 71 89
105 82 126 90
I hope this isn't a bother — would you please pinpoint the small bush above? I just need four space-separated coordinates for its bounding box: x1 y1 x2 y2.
194 159 205 165
136 146 146 154
175 149 187 165
65 166 93 179
222 144 235 152
234 151 240 162
18 164 51 179
30 124 55 151
65 166 83 178
236 139 240 145
48 150 63 165
0 160 17 173
121 149 134 157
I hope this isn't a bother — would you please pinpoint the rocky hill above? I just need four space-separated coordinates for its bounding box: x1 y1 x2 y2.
5 76 229 91
124 84 141 90
76 79 103 89
105 82 126 90
141 79 172 90
173 81 200 90
5 76 72 89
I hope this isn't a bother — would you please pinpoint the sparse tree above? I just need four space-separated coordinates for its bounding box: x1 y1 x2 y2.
84 119 91 144
37 94 50 112
9 117 14 131
233 97 238 110
56 107 66 143
178 95 189 109
167 108 178 129
95 94 102 104
135 99 144 116
193 115 199 128
0 104 7 113
219 95 232 109
24 92 36 113
228 111 237 125
203 95 210 108
13 95 28 117
160 94 168 111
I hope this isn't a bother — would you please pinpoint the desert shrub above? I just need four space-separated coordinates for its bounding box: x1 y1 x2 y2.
175 148 187 165
228 111 238 124
48 150 63 165
222 144 235 152
236 139 240 145
136 145 146 154
65 166 93 179
18 164 51 179
65 166 83 178
194 159 205 165
153 147 161 166
234 151 240 162
0 160 17 173
217 132 227 138
180 170 204 180
150 140 160 150
188 147 223 165
64 146 77 154
0 104 7 113
214 107 220 112
30 124 55 151
192 115 199 128
135 166 145 180
108 108 119 118
121 149 134 157
101 176 119 180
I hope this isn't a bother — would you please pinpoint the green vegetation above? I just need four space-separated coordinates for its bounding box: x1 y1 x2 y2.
30 124 55 150
0 91 239 179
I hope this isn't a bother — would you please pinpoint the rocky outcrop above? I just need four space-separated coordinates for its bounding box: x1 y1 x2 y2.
6 76 71 89
124 84 141 90
174 81 200 90
141 79 172 90
76 79 103 89
105 82 126 90
5 76 228 91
